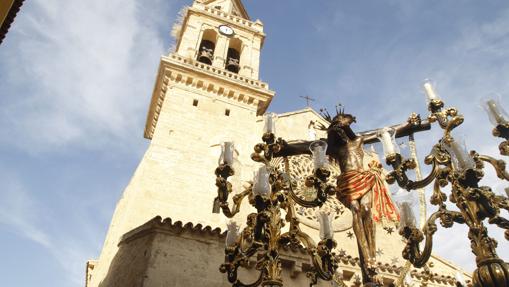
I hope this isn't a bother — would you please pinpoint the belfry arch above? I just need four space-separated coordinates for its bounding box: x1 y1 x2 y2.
226 37 242 73
197 29 217 65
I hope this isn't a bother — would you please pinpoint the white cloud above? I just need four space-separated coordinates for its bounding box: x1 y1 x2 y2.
0 177 51 247
0 0 173 153
0 168 110 285
0 1 176 285
455 9 509 57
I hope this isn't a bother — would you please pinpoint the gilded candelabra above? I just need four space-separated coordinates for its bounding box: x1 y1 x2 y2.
379 81 509 287
213 80 509 287
213 124 342 287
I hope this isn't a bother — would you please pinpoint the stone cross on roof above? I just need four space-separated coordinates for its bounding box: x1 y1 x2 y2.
300 95 315 107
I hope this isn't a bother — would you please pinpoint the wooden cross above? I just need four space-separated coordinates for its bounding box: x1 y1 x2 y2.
300 95 315 107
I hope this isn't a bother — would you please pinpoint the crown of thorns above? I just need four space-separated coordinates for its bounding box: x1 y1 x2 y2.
319 104 347 123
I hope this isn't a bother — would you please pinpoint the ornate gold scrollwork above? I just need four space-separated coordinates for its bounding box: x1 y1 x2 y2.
213 164 251 218
475 153 509 181
285 167 335 208
493 123 509 156
251 133 285 164
400 209 465 268
385 152 439 190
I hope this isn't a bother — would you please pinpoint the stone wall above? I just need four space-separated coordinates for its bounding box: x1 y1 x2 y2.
96 216 468 287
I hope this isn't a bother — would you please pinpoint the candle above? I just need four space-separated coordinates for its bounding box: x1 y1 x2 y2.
399 202 416 229
423 79 439 101
225 220 240 247
486 99 506 125
252 166 271 196
317 209 334 240
309 140 328 170
381 131 395 155
221 141 234 166
263 113 277 134
377 127 399 156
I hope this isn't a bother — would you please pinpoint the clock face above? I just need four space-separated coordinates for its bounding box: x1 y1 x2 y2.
218 25 234 36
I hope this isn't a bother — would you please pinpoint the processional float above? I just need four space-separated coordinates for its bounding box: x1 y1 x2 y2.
212 80 509 287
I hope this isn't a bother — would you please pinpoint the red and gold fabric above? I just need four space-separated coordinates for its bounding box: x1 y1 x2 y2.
336 160 400 223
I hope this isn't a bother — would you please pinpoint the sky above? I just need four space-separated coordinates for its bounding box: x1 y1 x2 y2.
0 0 509 286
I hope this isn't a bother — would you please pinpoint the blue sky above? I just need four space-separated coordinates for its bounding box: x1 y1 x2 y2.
1 0 509 286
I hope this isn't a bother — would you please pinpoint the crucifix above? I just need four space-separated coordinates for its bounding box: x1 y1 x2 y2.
274 107 430 284
300 95 316 107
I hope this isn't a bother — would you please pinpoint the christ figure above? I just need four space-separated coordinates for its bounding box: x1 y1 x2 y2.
275 109 429 284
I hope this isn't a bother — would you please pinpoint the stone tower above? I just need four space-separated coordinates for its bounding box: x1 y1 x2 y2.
87 1 275 285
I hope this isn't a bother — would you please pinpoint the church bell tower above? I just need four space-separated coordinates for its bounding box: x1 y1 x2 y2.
87 1 275 286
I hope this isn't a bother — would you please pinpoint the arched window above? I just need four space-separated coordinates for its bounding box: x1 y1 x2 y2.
226 38 242 73
197 29 217 65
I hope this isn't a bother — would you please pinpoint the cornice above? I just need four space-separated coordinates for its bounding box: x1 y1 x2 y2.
189 6 263 35
120 216 226 245
0 0 24 45
144 53 275 139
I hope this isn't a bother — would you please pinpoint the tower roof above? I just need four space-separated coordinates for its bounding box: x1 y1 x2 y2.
198 0 250 20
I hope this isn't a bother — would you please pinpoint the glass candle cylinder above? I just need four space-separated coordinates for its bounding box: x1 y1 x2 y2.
263 112 278 134
252 165 271 196
455 272 467 287
423 79 440 102
404 273 413 285
220 141 235 166
398 201 416 230
443 138 475 171
308 125 317 141
309 140 328 170
377 127 399 157
316 209 334 240
225 220 240 247
482 97 508 126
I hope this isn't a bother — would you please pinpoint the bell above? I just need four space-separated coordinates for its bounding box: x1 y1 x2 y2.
226 57 240 73
197 40 215 65
226 47 240 73
198 48 213 65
